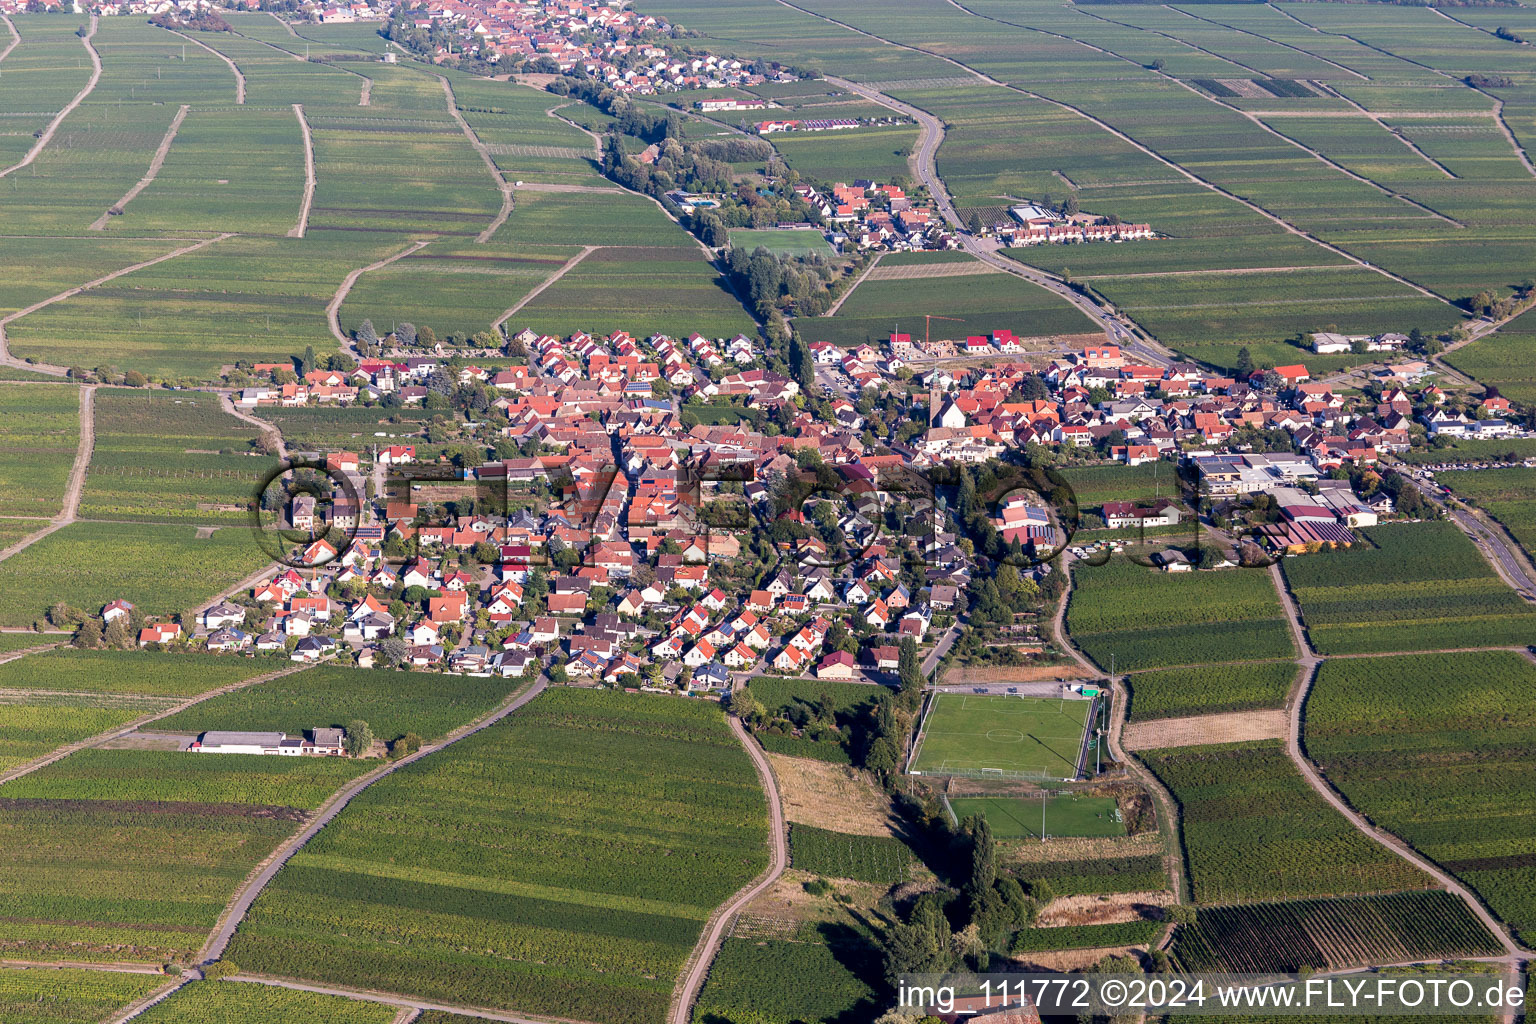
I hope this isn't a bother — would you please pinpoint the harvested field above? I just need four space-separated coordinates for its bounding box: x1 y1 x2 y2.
765 751 900 838
1122 709 1288 750
1037 890 1177 928
864 261 1004 281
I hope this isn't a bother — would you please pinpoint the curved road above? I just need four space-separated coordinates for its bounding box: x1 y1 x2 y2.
200 678 548 963
0 15 100 179
1271 566 1529 962
1050 556 1186 903
825 75 1171 367
0 385 94 563
668 714 787 1024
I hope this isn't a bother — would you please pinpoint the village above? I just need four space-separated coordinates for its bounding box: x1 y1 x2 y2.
92 313 1529 690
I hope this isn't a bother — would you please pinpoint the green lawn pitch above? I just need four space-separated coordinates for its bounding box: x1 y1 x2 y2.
950 794 1125 839
910 693 1092 779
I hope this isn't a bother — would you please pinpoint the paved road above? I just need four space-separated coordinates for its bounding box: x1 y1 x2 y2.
1400 469 1536 598
200 677 548 963
668 714 787 1024
1050 556 1186 902
1269 567 1529 960
921 622 960 678
826 76 1174 365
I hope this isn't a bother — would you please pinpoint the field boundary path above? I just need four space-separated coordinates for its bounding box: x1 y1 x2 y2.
90 105 191 231
1063 5 1461 222
796 0 1454 309
328 240 432 355
821 252 882 316
218 390 287 459
436 77 514 243
161 27 245 104
0 659 311 787
0 384 94 563
0 12 19 64
668 714 787 1024
1268 563 1531 967
0 14 100 180
289 104 316 238
0 234 233 375
199 676 548 963
492 245 598 332
218 977 570 1024
1050 556 1185 903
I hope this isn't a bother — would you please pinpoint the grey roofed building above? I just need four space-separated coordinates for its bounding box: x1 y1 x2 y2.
195 731 286 753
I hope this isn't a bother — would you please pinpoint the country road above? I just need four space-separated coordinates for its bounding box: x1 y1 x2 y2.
824 75 1171 367
200 677 549 963
0 385 94 563
327 240 432 356
0 15 100 180
1049 556 1186 903
668 714 787 1024
0 659 311 787
290 104 315 238
90 105 191 231
0 234 233 375
1270 565 1530 962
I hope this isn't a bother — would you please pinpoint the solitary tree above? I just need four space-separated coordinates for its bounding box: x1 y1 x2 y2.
344 719 374 758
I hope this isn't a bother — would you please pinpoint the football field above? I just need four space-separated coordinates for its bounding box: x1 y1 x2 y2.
910 694 1093 780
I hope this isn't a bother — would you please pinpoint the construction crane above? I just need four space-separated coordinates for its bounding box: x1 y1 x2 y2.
923 314 963 347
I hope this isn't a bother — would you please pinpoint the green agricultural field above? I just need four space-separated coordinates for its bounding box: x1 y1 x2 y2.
788 823 916 883
728 227 835 256
1013 852 1168 897
0 759 340 962
1281 522 1536 654
135 980 397 1024
910 693 1092 779
1445 310 1536 406
112 107 306 236
1059 461 1182 511
1141 740 1431 903
1398 438 1536 465
770 125 917 183
950 793 1126 839
1439 467 1536 562
5 233 415 378
1066 559 1294 672
794 255 1098 349
0 238 192 320
512 245 755 339
0 633 60 655
0 523 269 628
339 240 573 339
691 936 884 1024
1308 651 1536 945
0 966 166 1024
491 190 693 247
0 383 78 519
247 404 433 451
81 390 268 525
155 664 516 744
0 690 177 774
0 649 275 698
1085 267 1457 371
1171 892 1503 973
5 748 370 810
226 689 769 1024
1126 661 1298 722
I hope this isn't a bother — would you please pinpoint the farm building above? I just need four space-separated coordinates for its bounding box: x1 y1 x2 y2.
192 728 347 756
